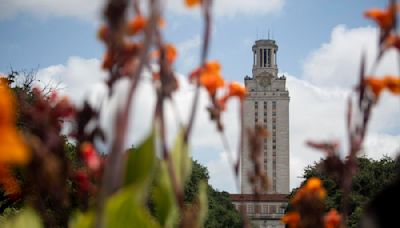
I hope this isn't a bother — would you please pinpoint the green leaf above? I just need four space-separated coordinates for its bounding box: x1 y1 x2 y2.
152 161 179 228
124 130 156 192
69 211 94 228
105 186 160 228
2 207 42 228
196 180 208 228
171 129 192 190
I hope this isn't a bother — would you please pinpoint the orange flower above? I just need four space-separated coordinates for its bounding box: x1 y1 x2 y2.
365 76 400 98
153 44 178 65
0 82 15 126
364 5 395 31
0 165 20 196
81 142 101 172
305 177 323 192
281 212 300 228
218 82 247 110
0 82 29 165
185 0 201 8
383 76 400 94
165 44 177 64
126 14 147 35
365 77 385 98
305 177 326 200
292 177 326 204
199 61 224 96
324 209 341 228
227 82 247 100
190 61 225 96
0 127 30 165
97 24 109 42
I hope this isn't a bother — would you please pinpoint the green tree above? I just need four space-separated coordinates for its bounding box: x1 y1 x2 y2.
184 160 243 228
290 156 398 228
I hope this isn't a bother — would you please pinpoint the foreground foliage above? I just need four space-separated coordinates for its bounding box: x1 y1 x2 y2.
288 157 398 227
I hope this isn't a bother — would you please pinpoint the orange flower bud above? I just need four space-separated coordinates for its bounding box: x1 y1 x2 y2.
0 165 20 197
305 177 323 192
324 209 342 228
0 82 30 165
189 61 225 96
153 44 178 65
126 15 147 35
281 212 300 228
199 61 224 96
81 142 101 172
97 24 109 42
227 82 247 100
384 76 400 94
185 0 201 8
365 77 385 98
165 44 177 64
364 7 395 31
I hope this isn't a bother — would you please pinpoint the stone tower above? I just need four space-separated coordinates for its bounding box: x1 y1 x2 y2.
241 39 290 194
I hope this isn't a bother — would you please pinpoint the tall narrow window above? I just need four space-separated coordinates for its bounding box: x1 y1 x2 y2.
267 49 271 66
254 51 256 66
259 49 262 67
263 49 267 67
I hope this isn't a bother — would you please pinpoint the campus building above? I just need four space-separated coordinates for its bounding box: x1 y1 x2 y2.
231 39 290 228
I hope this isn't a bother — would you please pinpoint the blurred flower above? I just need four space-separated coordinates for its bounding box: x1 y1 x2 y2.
97 24 109 42
185 0 201 8
281 212 300 228
165 44 177 64
324 209 341 228
218 82 247 110
364 1 397 46
153 43 178 65
75 170 91 193
190 61 225 96
226 82 247 100
364 7 395 31
384 76 400 93
365 75 400 98
0 82 29 165
126 14 147 35
0 165 20 197
80 142 101 172
292 177 326 204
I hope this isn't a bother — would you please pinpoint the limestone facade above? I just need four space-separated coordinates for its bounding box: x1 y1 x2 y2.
231 39 290 228
241 39 290 194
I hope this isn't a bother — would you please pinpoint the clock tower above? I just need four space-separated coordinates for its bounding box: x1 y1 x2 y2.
231 39 290 228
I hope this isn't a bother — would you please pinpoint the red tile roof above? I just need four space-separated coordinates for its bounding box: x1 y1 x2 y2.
230 194 288 202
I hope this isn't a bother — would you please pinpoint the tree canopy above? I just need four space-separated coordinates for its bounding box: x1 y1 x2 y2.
289 156 399 227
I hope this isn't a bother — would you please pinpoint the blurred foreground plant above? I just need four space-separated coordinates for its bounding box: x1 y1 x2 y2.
283 0 400 227
0 0 248 227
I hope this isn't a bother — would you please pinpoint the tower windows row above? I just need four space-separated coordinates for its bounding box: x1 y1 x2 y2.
256 48 273 68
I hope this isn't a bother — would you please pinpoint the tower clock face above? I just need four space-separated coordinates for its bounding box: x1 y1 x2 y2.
260 78 269 87
257 73 272 87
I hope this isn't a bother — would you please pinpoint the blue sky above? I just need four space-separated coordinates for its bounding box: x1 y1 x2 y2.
1 0 398 193
0 0 385 77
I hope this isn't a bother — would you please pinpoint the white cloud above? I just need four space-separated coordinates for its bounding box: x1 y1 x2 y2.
176 35 201 74
1 0 284 21
0 0 105 21
207 151 238 192
166 0 284 17
303 25 399 88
